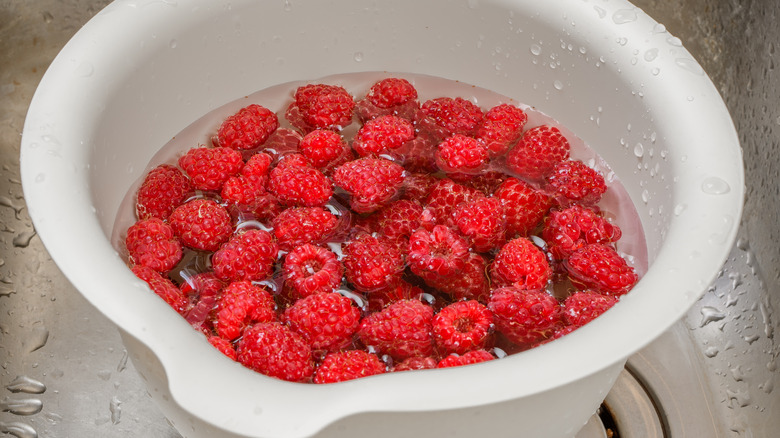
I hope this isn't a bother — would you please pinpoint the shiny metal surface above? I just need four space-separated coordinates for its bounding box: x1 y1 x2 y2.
1 0 777 437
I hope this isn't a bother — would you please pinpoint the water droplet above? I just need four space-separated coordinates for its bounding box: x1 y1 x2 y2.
13 230 36 249
579 46 587 55
553 80 564 90
117 350 129 372
726 389 752 407
675 58 705 75
34 174 45 183
760 379 774 394
353 52 363 62
0 421 37 438
743 334 760 344
644 48 659 62
633 142 644 157
5 377 45 394
23 327 48 353
74 62 94 78
0 196 24 219
530 44 542 56
701 176 731 195
653 23 667 34
703 346 719 358
169 39 178 49
641 189 650 203
700 306 726 327
283 0 292 11
651 67 660 76
593 6 607 18
612 9 638 24
686 95 695 102
0 397 43 416
616 37 628 46
109 396 122 424
667 36 683 47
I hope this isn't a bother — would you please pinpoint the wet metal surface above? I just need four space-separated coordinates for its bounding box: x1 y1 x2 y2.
1 0 778 437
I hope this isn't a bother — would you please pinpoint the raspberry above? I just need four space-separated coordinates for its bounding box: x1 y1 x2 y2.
236 322 314 382
366 78 418 109
131 265 188 315
542 204 622 260
241 152 273 184
268 154 333 207
352 115 415 157
208 335 237 361
216 104 279 150
420 97 484 137
220 175 266 207
546 160 608 205
433 300 493 355
393 356 438 372
563 291 618 328
436 350 495 368
181 272 223 330
332 157 405 214
343 234 405 292
408 225 469 278
298 129 348 168
271 206 340 251
125 218 183 273
373 199 424 247
506 125 570 181
423 178 483 226
400 172 439 201
214 280 276 340
476 103 528 156
282 292 361 352
211 229 278 282
490 237 552 290
314 350 386 384
494 177 552 237
487 287 563 346
461 171 508 196
435 134 489 176
169 199 233 251
357 299 435 361
565 243 638 296
135 164 193 221
178 146 243 191
453 197 506 253
292 83 355 130
423 252 490 302
282 244 343 298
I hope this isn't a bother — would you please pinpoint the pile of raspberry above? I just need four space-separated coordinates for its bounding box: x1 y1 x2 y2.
125 77 639 384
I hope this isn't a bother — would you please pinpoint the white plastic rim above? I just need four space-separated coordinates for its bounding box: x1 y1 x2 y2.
20 0 743 437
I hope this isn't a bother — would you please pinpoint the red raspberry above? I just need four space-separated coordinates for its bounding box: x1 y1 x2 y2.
420 97 484 137
565 243 638 296
282 292 361 352
408 225 469 278
400 172 439 201
268 154 333 207
373 199 424 248
214 280 276 341
563 291 618 328
546 160 608 205
216 104 279 150
460 171 508 196
506 125 570 181
366 78 418 109
298 129 348 169
494 177 552 237
490 237 552 290
314 350 386 384
487 287 563 346
208 335 237 361
181 272 223 331
453 197 506 253
178 146 243 191
343 234 405 292
135 164 193 221
292 83 355 130
332 157 405 214
357 299 435 361
283 244 343 298
423 252 490 302
393 356 438 372
220 174 266 207
131 265 188 315
433 300 493 355
211 229 278 282
125 218 183 273
476 103 528 156
352 115 415 157
169 199 233 251
271 206 340 251
423 178 483 226
436 350 495 368
435 134 489 176
241 152 273 184
542 204 622 260
236 322 314 382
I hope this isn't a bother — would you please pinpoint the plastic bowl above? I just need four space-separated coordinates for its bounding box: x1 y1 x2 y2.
20 0 743 437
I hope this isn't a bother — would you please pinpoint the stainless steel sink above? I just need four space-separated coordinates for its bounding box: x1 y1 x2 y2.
1 1 777 436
